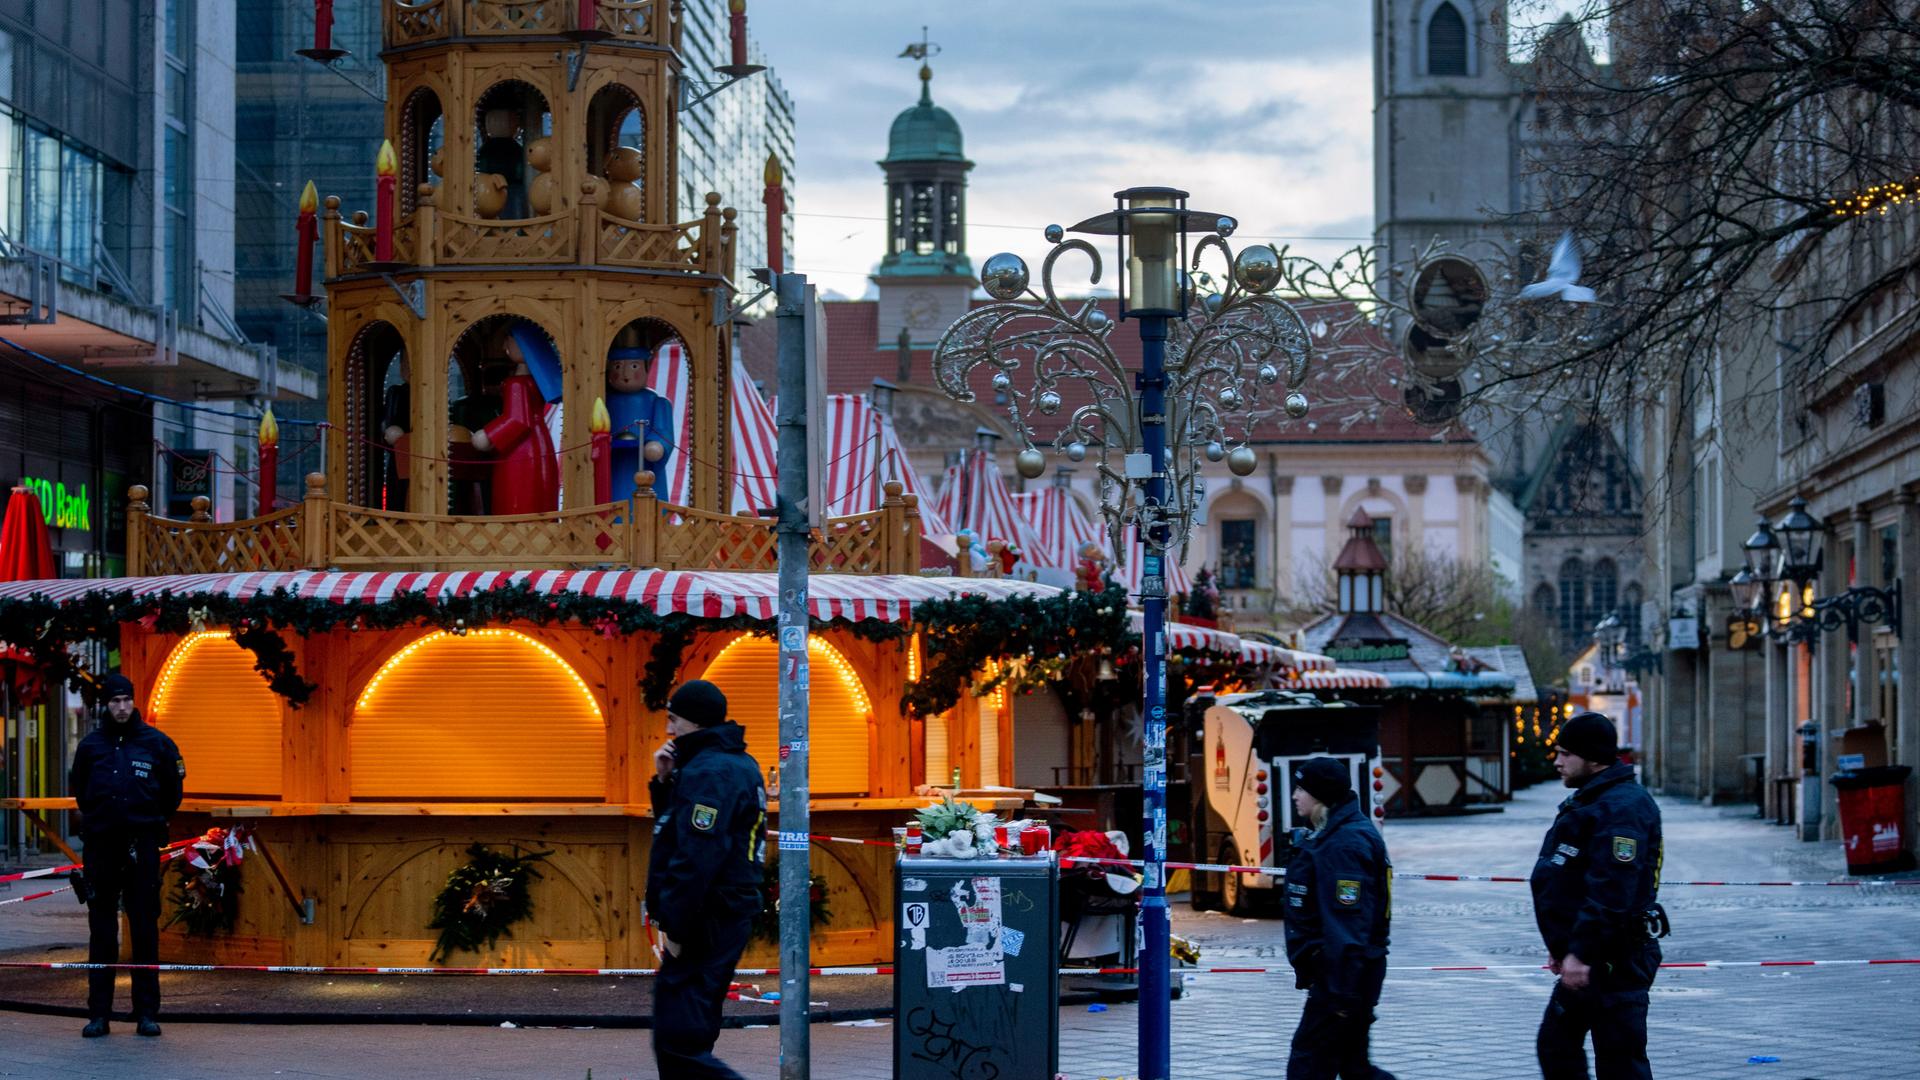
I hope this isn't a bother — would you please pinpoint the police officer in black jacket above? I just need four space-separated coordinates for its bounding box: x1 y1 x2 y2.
67 673 184 1038
645 679 766 1080
1283 756 1395 1080
1531 712 1664 1080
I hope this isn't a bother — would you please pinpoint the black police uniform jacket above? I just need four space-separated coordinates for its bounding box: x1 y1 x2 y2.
68 711 185 835
645 722 767 946
1530 761 1662 965
1283 797 1391 1007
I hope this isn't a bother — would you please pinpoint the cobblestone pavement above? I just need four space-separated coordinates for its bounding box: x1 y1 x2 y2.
2 781 1916 1078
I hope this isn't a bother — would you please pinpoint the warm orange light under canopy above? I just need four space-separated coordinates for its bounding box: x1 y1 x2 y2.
702 635 872 796
351 629 606 800
149 631 285 798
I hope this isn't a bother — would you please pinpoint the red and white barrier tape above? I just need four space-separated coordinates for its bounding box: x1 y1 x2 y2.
1 958 1914 978
773 829 1920 887
0 885 71 906
0 829 240 886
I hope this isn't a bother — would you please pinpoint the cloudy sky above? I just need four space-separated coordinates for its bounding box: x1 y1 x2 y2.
753 1 1378 300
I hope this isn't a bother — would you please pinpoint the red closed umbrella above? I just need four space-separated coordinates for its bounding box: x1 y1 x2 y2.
0 485 57 582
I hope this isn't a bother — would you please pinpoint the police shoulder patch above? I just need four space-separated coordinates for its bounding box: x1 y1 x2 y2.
691 803 719 832
1335 879 1361 906
176 758 187 777
1612 836 1637 862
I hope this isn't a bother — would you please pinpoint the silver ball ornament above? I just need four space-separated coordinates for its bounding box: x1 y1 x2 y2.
1284 392 1310 418
1044 223 1064 243
1037 389 1062 415
1086 308 1110 331
980 252 1030 300
1257 363 1280 386
1204 441 1226 462
1226 446 1258 476
1014 448 1047 479
1203 293 1225 315
992 371 1012 392
1232 244 1282 294
1065 441 1088 462
1215 216 1237 238
1219 386 1243 410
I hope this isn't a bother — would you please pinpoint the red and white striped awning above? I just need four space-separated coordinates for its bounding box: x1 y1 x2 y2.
934 449 1045 557
1127 611 1242 657
727 357 779 514
820 395 950 536
1290 667 1393 690
1104 525 1194 599
0 571 1059 625
1010 487 1108 570
1238 643 1338 673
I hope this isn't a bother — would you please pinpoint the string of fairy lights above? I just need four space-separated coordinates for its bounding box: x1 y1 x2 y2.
1827 176 1920 219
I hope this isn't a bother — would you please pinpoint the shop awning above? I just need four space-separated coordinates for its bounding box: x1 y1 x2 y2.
1127 611 1242 657
1239 641 1337 672
1291 667 1394 689
0 570 1060 625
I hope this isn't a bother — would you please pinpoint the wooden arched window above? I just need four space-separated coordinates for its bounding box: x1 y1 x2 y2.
473 80 553 220
344 321 407 509
149 632 284 798
587 83 645 218
350 629 605 800
399 86 444 214
701 635 873 796
1427 2 1469 76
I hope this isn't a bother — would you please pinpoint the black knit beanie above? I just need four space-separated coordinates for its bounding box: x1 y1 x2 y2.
1555 712 1619 764
100 673 137 701
667 679 728 727
1294 756 1354 806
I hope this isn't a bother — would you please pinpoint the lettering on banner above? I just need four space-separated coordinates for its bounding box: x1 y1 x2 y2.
778 830 810 851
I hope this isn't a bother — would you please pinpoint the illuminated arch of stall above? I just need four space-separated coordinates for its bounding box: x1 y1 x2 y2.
700 635 873 796
350 629 606 801
148 631 285 798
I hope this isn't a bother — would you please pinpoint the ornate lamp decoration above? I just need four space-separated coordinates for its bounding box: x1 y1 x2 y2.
932 196 1312 565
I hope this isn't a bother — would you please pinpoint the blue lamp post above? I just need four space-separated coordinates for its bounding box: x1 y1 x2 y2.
933 188 1312 1080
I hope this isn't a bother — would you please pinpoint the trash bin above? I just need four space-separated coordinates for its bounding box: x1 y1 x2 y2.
893 853 1059 1080
1830 765 1915 875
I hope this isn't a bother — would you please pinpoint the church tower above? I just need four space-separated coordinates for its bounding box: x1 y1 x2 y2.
873 46 974 348
1373 0 1517 283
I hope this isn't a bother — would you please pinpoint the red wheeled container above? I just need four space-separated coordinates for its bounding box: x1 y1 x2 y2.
1831 765 1915 875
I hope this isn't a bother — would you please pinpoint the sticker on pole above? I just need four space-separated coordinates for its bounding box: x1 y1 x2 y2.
903 902 929 951
925 877 1005 989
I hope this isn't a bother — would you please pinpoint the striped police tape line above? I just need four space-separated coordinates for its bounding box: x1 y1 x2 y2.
0 832 225 886
784 831 1920 888
0 885 71 907
0 959 1914 978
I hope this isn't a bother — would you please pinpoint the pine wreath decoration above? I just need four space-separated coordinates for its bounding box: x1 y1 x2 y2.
751 857 830 944
163 859 242 937
427 843 553 962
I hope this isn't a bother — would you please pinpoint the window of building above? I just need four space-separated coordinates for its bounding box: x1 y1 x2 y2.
1558 557 1587 645
1219 519 1257 589
942 185 962 255
1427 2 1469 76
1591 559 1618 625
162 1 193 315
909 181 936 255
1371 516 1394 567
1623 583 1644 652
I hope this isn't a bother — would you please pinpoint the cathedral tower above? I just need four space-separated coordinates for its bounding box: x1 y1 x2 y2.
872 47 974 348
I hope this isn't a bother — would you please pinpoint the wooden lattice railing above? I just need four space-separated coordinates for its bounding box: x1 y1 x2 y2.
126 477 924 577
323 195 733 278
384 0 671 50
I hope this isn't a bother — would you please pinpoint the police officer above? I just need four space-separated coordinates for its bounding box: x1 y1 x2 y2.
1531 712 1664 1080
645 679 766 1080
67 673 184 1038
1283 756 1395 1080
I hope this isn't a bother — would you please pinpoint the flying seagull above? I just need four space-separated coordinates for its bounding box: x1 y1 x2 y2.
1518 230 1596 303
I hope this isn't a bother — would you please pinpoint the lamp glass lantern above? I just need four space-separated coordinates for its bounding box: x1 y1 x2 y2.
1728 568 1761 615
1066 187 1232 321
1773 496 1823 584
1741 518 1779 586
1594 612 1625 663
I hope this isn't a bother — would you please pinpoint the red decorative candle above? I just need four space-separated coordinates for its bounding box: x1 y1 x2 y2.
293 179 318 297
257 406 280 514
729 0 748 69
374 140 397 262
577 0 598 33
314 0 334 54
590 396 612 504
762 153 785 274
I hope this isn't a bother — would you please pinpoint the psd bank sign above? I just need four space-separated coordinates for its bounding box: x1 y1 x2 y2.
18 476 91 531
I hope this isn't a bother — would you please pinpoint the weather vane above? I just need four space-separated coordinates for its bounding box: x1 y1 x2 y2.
898 26 939 64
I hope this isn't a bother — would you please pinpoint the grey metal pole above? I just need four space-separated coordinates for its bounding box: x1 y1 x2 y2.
772 271 812 1079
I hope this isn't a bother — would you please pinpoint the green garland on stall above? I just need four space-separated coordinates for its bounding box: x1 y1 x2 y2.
0 582 907 711
427 843 553 963
904 579 1132 717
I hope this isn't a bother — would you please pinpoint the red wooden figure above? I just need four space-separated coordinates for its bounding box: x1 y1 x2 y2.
469 337 560 516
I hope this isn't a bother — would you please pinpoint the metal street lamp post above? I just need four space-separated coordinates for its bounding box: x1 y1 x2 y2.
1742 500 1902 645
932 187 1312 1080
